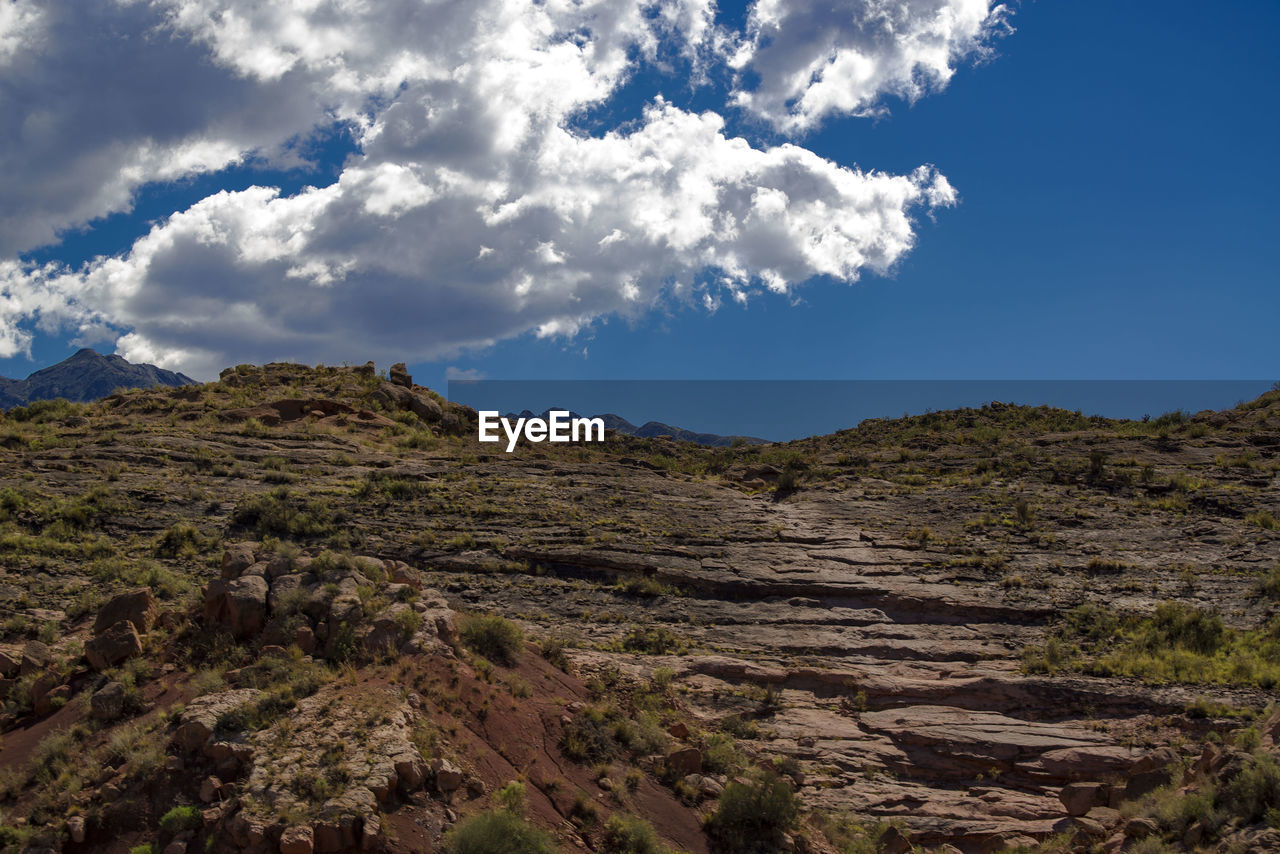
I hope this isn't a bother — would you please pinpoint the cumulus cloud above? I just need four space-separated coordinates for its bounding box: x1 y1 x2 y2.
0 0 991 377
730 0 1011 132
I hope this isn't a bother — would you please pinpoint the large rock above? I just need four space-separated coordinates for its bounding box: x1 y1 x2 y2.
1059 782 1106 817
389 362 412 388
387 561 423 589
91 680 127 721
29 671 60 715
280 825 314 854
225 575 269 639
373 382 442 423
666 746 702 776
85 620 142 670
1125 747 1179 799
174 689 263 751
221 543 257 580
432 758 464 793
394 753 427 790
0 648 19 677
19 640 50 675
93 587 158 635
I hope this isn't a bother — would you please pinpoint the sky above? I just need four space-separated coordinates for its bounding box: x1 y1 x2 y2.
1 0 1277 400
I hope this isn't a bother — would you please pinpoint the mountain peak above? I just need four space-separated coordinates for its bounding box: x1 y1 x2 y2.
0 350 196 409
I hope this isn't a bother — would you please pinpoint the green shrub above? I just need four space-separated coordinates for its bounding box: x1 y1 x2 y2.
495 780 528 813
154 523 207 558
444 809 557 854
1259 565 1280 599
707 774 799 853
621 626 684 656
1218 752 1280 823
459 614 524 666
539 635 569 669
232 486 339 539
1143 602 1225 655
602 813 667 854
561 707 621 764
616 576 669 598
160 805 203 835
1022 602 1280 688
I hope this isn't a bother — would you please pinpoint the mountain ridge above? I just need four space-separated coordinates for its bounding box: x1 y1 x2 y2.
0 348 196 409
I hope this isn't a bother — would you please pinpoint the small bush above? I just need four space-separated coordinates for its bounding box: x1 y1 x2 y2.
561 707 621 764
1218 752 1280 823
1260 565 1280 600
160 805 203 835
621 626 684 656
444 809 557 854
539 635 569 669
459 614 524 666
154 522 207 558
707 774 799 853
232 486 339 539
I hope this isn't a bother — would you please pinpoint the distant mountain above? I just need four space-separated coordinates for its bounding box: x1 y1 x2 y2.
0 348 197 409
508 408 768 447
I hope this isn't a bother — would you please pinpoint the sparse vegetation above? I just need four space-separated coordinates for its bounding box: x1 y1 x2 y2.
1023 602 1280 688
707 773 800 853
444 809 558 854
459 613 525 666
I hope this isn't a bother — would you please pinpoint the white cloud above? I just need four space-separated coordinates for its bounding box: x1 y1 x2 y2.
731 0 1012 132
0 0 990 376
444 366 485 382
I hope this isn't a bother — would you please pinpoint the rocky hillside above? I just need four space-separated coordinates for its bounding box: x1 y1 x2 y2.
0 361 1277 854
0 349 195 409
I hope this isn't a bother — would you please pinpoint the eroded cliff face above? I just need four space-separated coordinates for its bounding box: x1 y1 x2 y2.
0 363 1277 853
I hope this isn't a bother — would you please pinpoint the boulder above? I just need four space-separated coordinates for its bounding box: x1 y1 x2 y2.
85 620 142 671
225 575 269 639
19 640 51 675
666 746 702 776
388 561 423 589
1059 782 1106 816
389 362 412 388
221 543 257 580
91 681 127 721
203 579 229 622
200 775 223 803
93 587 158 635
361 817 380 851
1052 816 1106 840
0 648 20 677
432 758 464 793
264 555 294 579
29 671 59 714
373 382 442 423
67 816 86 844
296 626 317 655
174 689 263 751
1125 747 1179 799
879 825 912 854
280 824 314 854
394 754 426 790
314 820 343 853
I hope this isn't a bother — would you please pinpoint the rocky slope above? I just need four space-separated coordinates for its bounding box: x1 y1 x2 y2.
0 362 1277 854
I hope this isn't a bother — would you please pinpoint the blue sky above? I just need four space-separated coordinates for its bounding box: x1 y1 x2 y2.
2 0 1277 401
